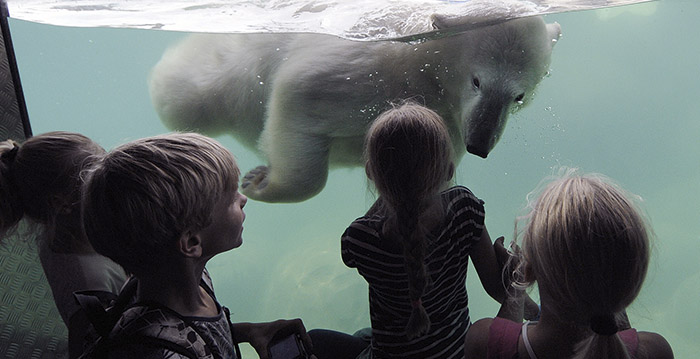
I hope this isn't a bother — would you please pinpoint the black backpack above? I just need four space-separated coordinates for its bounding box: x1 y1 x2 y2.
74 276 240 359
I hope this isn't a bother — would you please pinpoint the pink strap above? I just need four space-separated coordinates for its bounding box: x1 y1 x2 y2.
487 317 522 359
487 319 638 359
617 328 639 359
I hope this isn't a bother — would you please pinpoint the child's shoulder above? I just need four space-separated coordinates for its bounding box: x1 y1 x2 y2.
103 305 210 359
78 270 227 359
441 185 484 207
346 214 385 236
637 331 674 359
442 184 473 195
81 291 221 358
464 318 496 357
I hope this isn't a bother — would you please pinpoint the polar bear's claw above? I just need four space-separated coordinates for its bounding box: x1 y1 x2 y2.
242 165 269 190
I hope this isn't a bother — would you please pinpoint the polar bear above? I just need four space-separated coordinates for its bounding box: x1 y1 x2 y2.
149 15 561 203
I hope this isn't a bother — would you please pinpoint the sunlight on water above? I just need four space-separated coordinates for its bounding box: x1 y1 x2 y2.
7 0 699 356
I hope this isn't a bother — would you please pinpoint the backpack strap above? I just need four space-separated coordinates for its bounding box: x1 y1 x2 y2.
73 290 117 337
73 275 138 337
223 306 242 359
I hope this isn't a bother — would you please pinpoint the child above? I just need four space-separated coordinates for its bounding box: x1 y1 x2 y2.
464 171 674 359
311 103 514 359
0 132 127 358
80 132 314 358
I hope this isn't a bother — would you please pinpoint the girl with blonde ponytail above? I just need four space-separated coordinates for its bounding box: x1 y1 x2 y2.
309 102 510 359
464 170 673 359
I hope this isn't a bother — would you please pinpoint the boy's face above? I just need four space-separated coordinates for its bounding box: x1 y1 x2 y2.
198 189 248 257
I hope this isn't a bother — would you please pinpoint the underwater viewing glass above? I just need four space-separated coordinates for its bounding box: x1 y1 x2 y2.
1 0 698 357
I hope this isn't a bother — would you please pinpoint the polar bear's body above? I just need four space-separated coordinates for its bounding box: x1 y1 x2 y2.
149 16 561 202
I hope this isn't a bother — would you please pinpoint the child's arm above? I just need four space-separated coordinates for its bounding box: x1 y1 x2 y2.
469 228 506 303
488 236 523 323
469 231 540 321
463 235 521 359
231 319 317 359
492 236 540 322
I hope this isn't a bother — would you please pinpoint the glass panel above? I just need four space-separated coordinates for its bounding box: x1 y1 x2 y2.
5 0 699 357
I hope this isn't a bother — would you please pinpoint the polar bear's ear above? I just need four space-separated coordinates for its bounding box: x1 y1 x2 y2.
546 22 562 48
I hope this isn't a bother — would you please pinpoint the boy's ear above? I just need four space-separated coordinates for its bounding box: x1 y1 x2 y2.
365 164 372 180
178 232 203 258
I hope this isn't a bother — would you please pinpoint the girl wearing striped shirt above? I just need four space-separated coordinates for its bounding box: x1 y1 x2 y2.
310 103 511 359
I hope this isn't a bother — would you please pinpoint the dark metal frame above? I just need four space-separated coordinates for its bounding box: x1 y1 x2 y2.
1 0 32 139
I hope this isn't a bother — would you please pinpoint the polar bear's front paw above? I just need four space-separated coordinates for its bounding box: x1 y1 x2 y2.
241 165 270 192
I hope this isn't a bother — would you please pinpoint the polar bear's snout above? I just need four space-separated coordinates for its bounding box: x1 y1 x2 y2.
464 95 510 159
467 145 489 159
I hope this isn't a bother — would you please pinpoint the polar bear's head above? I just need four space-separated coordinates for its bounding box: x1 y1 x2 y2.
433 15 561 158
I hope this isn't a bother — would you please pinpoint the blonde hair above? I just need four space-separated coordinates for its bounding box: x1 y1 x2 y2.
82 132 240 275
517 169 650 358
0 131 104 252
364 102 453 339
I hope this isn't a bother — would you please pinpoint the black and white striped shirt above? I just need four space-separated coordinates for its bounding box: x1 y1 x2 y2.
341 186 485 359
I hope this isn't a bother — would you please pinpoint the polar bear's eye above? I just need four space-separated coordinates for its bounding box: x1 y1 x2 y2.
472 77 480 89
515 93 525 103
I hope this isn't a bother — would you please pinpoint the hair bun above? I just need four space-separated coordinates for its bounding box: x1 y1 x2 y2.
0 142 20 165
590 314 618 336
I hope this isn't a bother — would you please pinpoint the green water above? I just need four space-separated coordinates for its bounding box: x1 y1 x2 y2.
8 1 700 356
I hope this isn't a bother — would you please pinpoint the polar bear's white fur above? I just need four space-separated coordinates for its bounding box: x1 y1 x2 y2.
149 16 561 202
